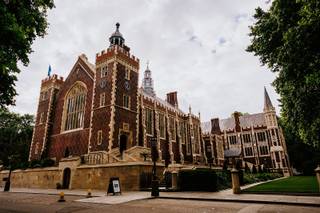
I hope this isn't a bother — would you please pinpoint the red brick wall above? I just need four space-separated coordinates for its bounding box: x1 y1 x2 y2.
47 58 94 161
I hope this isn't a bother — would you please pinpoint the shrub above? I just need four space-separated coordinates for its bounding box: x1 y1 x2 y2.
244 163 250 173
243 172 283 184
41 158 55 167
179 168 217 191
139 172 153 189
29 159 41 168
56 182 62 189
239 169 244 185
216 170 231 190
252 166 257 174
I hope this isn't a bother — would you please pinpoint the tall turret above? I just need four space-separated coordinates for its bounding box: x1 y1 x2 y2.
89 23 140 154
263 87 290 173
142 62 155 96
29 74 64 161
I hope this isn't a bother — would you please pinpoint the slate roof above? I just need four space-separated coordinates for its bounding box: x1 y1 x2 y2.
140 89 186 115
264 87 274 109
201 113 266 133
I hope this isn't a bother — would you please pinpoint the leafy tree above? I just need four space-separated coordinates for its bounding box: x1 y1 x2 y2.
247 0 320 150
0 0 54 108
279 118 320 175
0 108 34 169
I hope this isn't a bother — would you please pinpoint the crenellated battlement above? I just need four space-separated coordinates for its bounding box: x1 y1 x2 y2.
41 74 64 84
95 45 139 66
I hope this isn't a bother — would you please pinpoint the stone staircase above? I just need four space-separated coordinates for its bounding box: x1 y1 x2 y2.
83 146 152 165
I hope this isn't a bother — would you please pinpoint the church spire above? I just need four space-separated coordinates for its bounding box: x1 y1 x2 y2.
264 87 274 111
142 61 155 96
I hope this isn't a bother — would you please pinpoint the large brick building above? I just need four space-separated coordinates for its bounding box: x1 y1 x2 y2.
202 88 291 175
29 23 204 167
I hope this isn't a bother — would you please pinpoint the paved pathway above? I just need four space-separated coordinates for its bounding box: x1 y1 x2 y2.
1 186 319 206
76 191 151 204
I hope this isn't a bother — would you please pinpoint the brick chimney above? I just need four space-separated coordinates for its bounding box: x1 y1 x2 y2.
166 91 178 107
211 118 221 134
233 111 241 132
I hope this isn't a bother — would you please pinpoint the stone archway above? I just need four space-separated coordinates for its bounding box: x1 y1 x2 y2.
62 168 71 189
119 134 128 156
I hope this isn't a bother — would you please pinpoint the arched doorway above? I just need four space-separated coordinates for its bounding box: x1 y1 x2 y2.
119 134 127 157
62 168 71 189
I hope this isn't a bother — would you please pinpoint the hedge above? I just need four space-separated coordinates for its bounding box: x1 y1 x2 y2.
179 168 218 191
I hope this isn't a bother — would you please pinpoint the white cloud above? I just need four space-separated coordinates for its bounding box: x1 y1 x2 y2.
11 0 278 121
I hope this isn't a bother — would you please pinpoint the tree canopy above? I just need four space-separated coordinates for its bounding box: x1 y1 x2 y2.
247 0 320 150
0 108 34 169
0 0 54 108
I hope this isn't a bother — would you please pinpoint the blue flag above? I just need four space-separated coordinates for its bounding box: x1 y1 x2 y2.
48 65 52 76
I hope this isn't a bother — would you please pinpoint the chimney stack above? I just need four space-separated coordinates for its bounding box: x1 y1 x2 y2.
233 111 241 132
211 118 221 134
166 91 178 107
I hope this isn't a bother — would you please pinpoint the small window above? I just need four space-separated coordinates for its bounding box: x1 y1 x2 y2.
125 69 130 80
243 134 251 143
101 66 107 78
245 147 253 157
180 121 186 144
259 145 269 155
228 135 237 145
100 93 105 107
39 112 44 124
97 130 103 145
123 95 130 109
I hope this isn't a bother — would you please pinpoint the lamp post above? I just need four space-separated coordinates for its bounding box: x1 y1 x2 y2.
4 155 13 192
150 137 159 197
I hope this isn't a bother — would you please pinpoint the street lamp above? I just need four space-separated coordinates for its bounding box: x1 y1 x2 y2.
150 137 159 197
3 155 14 192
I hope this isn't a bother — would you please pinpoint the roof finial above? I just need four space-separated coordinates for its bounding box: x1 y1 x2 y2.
116 22 120 30
146 60 150 69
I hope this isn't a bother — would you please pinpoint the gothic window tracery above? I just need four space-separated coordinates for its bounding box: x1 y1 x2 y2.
145 108 153 135
159 113 165 138
63 82 87 131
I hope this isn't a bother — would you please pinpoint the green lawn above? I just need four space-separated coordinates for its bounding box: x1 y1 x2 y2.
244 176 319 193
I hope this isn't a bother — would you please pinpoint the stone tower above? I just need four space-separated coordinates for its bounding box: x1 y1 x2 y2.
89 23 140 154
263 87 289 171
29 74 64 161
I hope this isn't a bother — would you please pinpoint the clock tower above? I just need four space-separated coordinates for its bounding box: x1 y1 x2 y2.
89 23 140 155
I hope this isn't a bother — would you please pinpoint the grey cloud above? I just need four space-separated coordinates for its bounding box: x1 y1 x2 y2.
11 0 277 122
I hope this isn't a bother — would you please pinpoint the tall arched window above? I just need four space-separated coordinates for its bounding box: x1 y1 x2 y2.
63 82 87 131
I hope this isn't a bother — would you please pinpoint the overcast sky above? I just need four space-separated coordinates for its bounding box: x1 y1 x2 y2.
12 0 278 121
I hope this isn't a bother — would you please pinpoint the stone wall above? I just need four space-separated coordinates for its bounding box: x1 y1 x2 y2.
0 162 164 191
0 167 60 189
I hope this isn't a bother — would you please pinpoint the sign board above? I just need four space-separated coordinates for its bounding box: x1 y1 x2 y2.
107 177 121 195
112 179 120 193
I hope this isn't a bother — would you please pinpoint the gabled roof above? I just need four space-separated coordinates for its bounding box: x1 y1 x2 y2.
201 113 266 133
